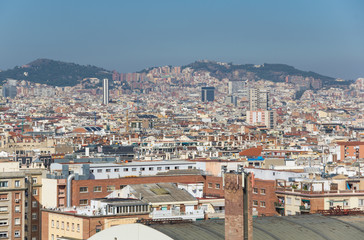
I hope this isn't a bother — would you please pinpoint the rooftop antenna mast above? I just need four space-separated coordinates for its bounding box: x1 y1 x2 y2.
94 112 97 126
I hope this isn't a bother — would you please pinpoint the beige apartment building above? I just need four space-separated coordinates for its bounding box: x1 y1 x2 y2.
275 178 364 216
0 171 43 240
41 210 149 240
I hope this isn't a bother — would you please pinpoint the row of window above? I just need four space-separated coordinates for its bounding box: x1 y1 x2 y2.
90 166 193 174
284 198 364 207
253 200 266 207
0 178 37 189
253 188 266 195
207 183 221 189
0 193 22 201
80 185 123 193
51 220 80 232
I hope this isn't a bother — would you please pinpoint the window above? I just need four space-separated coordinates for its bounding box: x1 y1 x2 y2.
253 188 258 194
107 185 115 192
32 201 37 208
79 187 88 193
208 183 213 188
0 220 8 226
260 201 266 207
51 234 54 240
93 186 102 192
56 221 59 229
90 170 94 173
32 225 37 232
72 223 75 231
287 210 292 215
66 222 69 231
123 168 128 172
253 200 258 206
0 194 7 200
286 197 292 205
140 167 145 171
0 181 8 188
15 180 20 187
216 184 220 189
77 224 80 232
79 199 88 205
61 221 64 229
188 166 193 169
32 213 37 220
295 198 300 205
157 167 162 170
15 205 20 213
106 169 111 172
0 232 8 238
0 207 8 213
97 169 102 173
32 189 38 196
15 218 20 225
132 168 137 171
114 168 120 172
174 166 179 170
359 199 364 206
14 230 20 238
260 189 266 195
32 237 37 240
51 220 54 227
165 167 170 170
344 200 349 206
15 193 20 200
149 167 154 171
32 178 37 184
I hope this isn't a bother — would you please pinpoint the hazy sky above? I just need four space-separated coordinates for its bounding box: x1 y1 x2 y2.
0 0 363 79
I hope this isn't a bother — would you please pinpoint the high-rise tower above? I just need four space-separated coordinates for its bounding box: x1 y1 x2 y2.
103 78 109 105
249 88 268 110
201 87 215 102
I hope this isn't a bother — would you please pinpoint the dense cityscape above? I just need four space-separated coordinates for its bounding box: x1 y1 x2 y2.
0 59 363 239
1 1 364 240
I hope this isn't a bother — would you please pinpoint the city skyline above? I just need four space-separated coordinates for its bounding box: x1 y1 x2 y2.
0 0 364 80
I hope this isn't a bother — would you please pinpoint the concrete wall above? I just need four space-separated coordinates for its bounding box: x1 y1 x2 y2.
41 178 58 208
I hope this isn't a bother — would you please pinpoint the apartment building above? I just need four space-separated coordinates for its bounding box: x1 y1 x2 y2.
0 172 27 240
0 169 44 240
275 178 364 216
41 209 148 240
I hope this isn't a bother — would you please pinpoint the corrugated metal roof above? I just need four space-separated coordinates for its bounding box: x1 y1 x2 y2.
150 215 364 240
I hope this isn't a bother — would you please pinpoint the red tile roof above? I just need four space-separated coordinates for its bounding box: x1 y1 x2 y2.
239 146 263 157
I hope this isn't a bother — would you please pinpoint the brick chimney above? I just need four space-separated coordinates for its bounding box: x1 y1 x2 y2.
224 168 253 240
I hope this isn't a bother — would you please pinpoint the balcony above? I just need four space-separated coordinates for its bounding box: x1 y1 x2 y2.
274 202 285 208
300 205 311 212
150 209 205 221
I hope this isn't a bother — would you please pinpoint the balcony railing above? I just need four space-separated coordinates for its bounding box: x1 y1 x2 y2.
300 205 311 212
150 209 204 220
274 202 284 208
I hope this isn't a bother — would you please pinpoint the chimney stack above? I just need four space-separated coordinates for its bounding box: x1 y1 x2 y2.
223 166 253 240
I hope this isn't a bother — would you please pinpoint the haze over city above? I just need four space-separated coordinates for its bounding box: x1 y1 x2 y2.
1 0 364 79
0 1 364 240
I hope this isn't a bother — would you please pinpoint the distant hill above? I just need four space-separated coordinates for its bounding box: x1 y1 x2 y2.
0 59 112 87
0 59 352 88
183 60 352 87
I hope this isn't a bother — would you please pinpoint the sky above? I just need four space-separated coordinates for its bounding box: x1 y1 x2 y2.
0 0 363 80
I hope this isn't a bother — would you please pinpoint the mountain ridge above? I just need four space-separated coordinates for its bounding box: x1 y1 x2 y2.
0 58 352 88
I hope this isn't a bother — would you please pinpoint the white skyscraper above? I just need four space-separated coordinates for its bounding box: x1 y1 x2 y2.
103 78 109 105
249 88 269 111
